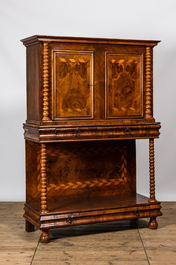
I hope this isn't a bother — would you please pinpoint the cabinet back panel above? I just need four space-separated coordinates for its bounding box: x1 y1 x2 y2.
46 140 136 201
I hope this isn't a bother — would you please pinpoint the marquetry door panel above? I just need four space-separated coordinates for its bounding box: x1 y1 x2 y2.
52 50 94 120
105 52 143 119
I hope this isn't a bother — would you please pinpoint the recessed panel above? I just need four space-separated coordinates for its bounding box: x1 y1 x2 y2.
52 50 94 119
46 140 136 201
106 53 143 118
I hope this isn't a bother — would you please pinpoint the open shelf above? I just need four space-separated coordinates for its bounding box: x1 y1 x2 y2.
27 193 150 214
24 193 162 230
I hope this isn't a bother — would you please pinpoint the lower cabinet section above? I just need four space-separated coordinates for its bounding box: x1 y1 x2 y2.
24 139 162 243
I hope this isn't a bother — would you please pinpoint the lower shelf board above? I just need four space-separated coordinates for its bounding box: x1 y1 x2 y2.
24 193 162 230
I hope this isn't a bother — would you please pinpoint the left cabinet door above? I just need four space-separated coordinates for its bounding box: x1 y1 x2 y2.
52 50 94 120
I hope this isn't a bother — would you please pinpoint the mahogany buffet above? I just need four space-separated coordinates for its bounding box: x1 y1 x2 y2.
21 35 162 243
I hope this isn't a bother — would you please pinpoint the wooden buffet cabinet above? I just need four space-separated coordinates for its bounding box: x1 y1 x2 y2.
21 35 162 243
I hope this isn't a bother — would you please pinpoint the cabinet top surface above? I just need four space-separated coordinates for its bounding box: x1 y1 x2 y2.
21 35 161 47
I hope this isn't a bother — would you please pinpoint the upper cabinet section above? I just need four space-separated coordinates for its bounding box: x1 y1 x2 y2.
21 35 160 126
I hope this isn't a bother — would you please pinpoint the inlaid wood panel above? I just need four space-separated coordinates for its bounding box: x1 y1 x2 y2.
106 52 143 119
52 50 94 120
26 141 41 203
26 140 136 203
46 140 136 201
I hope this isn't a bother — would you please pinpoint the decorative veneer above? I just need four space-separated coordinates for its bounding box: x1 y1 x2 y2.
52 50 94 120
21 35 162 243
106 52 143 119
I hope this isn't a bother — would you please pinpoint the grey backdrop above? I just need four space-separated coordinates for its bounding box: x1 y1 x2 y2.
0 0 175 201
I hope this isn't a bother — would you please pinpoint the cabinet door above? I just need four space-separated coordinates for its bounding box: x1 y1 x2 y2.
52 50 94 120
105 52 143 119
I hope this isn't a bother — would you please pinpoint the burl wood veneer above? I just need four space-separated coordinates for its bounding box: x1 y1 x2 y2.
21 35 162 243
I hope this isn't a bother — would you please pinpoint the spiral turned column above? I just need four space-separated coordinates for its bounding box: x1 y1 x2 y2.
40 144 50 243
145 47 154 120
40 144 48 213
148 139 157 203
42 43 50 121
148 138 158 229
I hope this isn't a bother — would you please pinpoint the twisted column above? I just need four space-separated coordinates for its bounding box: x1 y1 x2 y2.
148 139 157 203
40 144 48 213
42 43 50 121
145 47 153 120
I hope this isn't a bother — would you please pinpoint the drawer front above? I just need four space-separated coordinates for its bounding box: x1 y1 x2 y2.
52 125 159 141
24 124 161 142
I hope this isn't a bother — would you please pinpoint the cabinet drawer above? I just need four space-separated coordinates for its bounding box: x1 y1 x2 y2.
24 124 161 142
39 125 160 142
54 126 158 140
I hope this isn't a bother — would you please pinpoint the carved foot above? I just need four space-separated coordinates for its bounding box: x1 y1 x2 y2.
148 217 158 229
40 230 50 243
25 220 35 232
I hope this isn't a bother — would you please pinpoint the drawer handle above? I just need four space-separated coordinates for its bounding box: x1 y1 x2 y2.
134 209 140 217
125 128 131 135
74 129 81 137
66 216 74 224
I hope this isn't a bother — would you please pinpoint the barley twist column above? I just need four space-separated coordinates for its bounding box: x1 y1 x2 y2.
40 144 48 213
148 138 156 203
145 47 154 120
40 143 50 243
148 138 158 229
42 43 50 121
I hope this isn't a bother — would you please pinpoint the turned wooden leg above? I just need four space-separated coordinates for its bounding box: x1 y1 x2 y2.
148 139 158 229
25 220 35 232
40 229 50 243
149 217 158 229
148 139 157 203
40 144 48 214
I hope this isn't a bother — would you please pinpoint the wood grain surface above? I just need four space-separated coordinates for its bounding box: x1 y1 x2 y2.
22 36 161 243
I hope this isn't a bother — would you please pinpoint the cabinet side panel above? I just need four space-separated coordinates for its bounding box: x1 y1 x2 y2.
46 140 136 201
26 44 42 121
26 140 41 203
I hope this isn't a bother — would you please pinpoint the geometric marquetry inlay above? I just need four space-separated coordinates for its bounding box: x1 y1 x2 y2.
106 53 143 118
44 141 136 201
52 50 94 119
47 146 128 193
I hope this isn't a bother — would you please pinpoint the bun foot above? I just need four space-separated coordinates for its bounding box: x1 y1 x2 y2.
40 230 50 243
148 217 158 229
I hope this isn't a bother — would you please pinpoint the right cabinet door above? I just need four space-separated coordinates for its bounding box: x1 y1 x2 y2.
105 51 144 119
